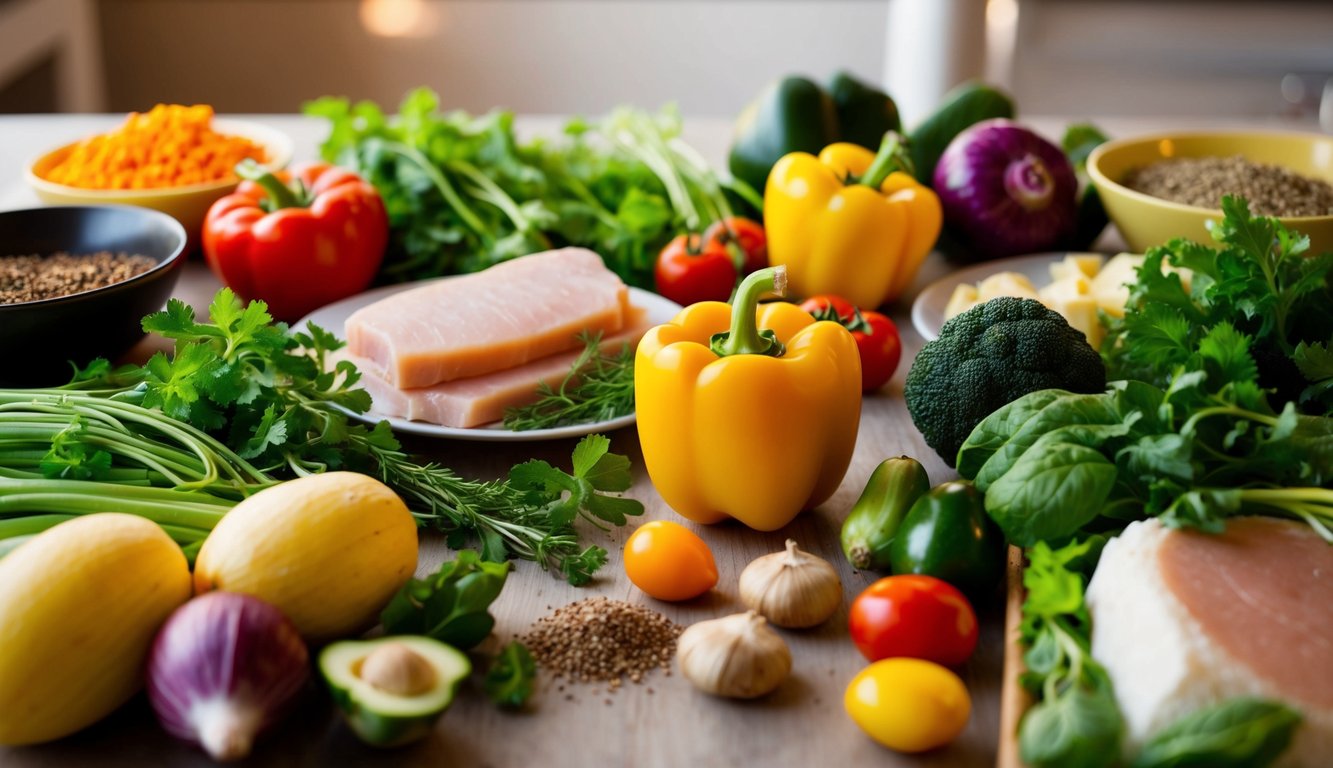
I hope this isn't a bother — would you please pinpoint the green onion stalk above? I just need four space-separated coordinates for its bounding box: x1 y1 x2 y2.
0 390 273 562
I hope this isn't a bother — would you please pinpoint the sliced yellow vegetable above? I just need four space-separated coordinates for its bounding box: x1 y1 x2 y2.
0 514 191 746
194 472 419 641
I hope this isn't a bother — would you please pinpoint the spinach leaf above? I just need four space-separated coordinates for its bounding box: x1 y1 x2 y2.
974 392 1121 492
1019 680 1123 768
985 438 1120 546
380 550 511 649
1132 698 1301 768
957 388 1075 479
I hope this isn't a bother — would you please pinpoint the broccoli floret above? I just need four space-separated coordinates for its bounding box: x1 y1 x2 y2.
906 297 1106 466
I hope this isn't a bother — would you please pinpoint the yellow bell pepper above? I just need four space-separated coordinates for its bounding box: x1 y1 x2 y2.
635 266 862 531
765 132 942 309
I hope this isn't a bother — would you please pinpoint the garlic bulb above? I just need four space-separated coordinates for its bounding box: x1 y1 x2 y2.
677 611 791 699
739 539 842 628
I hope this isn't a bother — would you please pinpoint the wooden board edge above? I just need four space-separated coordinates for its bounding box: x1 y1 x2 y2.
996 544 1030 768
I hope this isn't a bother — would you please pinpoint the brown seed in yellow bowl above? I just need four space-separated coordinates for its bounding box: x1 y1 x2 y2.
1088 130 1333 256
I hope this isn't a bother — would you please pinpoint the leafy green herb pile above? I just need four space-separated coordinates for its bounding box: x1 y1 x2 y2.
960 197 1333 545
0 290 643 582
1103 196 1333 412
1018 538 1302 768
307 88 746 288
1017 537 1122 768
381 549 511 649
503 332 636 431
960 198 1331 768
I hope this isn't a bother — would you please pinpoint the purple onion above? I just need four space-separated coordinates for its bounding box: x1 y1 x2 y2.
933 119 1078 261
147 592 309 762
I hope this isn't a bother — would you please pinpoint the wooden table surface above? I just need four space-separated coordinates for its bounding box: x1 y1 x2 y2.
0 112 1299 768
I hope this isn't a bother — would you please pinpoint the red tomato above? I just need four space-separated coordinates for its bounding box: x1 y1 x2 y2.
704 217 768 275
848 575 978 666
799 295 903 391
655 233 737 306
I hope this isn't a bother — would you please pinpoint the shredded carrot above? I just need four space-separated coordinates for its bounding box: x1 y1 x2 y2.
42 104 268 190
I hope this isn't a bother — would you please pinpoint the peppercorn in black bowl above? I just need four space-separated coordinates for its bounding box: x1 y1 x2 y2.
0 206 186 386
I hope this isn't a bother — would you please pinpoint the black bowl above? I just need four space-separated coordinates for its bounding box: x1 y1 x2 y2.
0 205 187 386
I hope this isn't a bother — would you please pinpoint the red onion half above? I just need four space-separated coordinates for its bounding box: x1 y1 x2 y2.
147 592 309 762
933 119 1078 261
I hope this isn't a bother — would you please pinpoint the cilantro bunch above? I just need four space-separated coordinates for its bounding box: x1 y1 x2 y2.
1103 196 1333 412
14 289 642 582
305 88 742 288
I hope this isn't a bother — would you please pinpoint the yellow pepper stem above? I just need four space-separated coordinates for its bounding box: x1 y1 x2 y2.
859 131 916 189
710 266 788 358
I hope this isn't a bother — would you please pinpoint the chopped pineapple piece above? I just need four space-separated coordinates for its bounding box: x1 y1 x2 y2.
943 284 979 321
977 272 1039 302
1048 295 1103 348
1089 253 1147 318
1039 274 1092 305
1049 253 1105 282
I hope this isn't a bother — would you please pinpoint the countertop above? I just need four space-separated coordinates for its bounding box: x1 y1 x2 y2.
0 111 1306 768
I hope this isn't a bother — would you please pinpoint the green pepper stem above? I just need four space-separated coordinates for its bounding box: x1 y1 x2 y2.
859 131 915 189
235 159 306 211
709 266 787 358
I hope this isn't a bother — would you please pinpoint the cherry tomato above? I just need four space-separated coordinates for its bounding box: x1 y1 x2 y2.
655 233 736 306
623 520 718 601
704 216 768 275
799 295 903 391
848 575 978 666
845 658 971 753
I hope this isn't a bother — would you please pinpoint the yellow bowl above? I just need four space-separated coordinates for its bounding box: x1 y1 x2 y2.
1088 130 1333 255
25 118 294 244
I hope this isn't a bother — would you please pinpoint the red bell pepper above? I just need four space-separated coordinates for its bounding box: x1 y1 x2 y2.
799 294 902 391
203 161 388 321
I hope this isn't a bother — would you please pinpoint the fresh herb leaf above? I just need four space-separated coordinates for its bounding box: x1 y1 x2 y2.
1017 538 1124 768
1103 195 1333 412
485 641 537 710
380 550 510 650
305 89 735 288
1132 698 1301 768
503 332 636 431
38 419 112 481
509 434 644 538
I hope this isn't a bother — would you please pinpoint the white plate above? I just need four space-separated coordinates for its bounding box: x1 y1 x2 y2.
910 252 1077 342
294 282 681 441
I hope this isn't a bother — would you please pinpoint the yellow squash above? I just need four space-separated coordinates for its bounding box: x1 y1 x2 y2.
194 472 419 641
635 267 862 531
0 514 191 746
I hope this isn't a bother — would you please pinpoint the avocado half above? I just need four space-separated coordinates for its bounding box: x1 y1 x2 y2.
320 636 471 747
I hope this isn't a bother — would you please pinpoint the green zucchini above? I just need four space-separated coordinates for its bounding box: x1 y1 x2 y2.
908 81 1016 187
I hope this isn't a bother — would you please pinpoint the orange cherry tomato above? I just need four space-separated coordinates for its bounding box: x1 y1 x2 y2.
623 520 718 601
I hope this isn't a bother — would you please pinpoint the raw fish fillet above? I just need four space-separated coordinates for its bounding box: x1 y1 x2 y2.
338 309 652 429
345 248 630 388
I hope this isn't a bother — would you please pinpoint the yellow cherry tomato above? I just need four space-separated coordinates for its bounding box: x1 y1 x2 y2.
844 658 971 753
623 520 718 601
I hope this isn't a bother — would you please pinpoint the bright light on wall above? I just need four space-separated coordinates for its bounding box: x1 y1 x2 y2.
985 0 1019 86
359 0 438 38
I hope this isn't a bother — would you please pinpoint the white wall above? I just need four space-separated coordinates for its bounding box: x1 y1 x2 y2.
99 0 888 116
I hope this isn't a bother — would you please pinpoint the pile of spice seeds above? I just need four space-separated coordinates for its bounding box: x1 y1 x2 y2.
1123 155 1333 218
520 597 681 690
0 251 157 304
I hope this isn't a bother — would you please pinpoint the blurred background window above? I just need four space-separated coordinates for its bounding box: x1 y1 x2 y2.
1 0 1330 126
